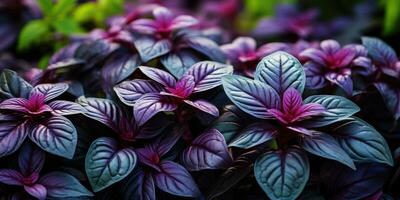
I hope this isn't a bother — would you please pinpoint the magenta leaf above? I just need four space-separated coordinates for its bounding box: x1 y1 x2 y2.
114 79 163 106
18 144 45 177
229 122 277 149
301 132 356 169
29 115 77 159
181 129 232 171
170 15 198 30
166 75 195 98
255 51 306 95
134 93 177 126
184 99 219 116
134 36 172 62
139 66 176 88
282 88 303 113
0 98 30 113
0 169 23 186
131 19 157 34
30 83 69 102
24 184 46 200
183 61 233 92
39 172 93 198
85 137 137 192
77 97 122 132
0 69 33 99
0 120 29 157
153 161 201 197
48 100 84 115
222 75 280 119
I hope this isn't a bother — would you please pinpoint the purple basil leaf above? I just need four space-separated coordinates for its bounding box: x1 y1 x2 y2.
0 98 30 113
374 82 400 119
139 66 176 88
303 62 328 89
0 120 29 157
181 129 232 171
184 61 233 93
114 79 163 106
77 97 122 132
325 73 353 96
39 172 93 198
120 168 155 200
184 36 226 62
131 19 157 34
134 36 171 62
74 40 117 71
29 115 77 159
153 161 201 197
302 95 360 128
101 53 141 93
0 69 33 99
30 83 69 102
85 137 137 192
300 132 355 169
229 122 277 149
361 37 398 66
160 50 199 78
151 126 182 156
135 147 162 171
221 75 280 119
0 169 23 186
332 118 393 166
134 93 177 126
183 99 219 117
48 100 85 116
255 51 306 95
206 149 263 200
254 148 309 200
18 144 45 177
287 126 318 136
136 115 172 139
24 184 46 200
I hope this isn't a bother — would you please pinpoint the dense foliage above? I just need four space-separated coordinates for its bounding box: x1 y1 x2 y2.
1 0 400 200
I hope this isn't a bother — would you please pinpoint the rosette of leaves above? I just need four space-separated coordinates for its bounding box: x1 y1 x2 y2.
0 144 93 199
0 69 84 159
77 97 171 192
219 51 393 200
361 37 400 120
130 7 226 78
114 61 233 126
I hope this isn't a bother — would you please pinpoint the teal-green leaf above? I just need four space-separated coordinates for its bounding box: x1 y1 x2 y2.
254 148 309 200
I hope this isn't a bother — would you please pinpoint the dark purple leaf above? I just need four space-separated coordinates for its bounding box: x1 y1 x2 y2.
362 37 398 67
114 79 163 106
48 100 84 115
29 115 77 159
134 94 177 126
222 75 280 119
77 97 122 132
151 126 182 156
183 61 233 92
160 50 199 78
181 129 232 171
18 144 45 177
0 69 33 99
183 99 219 117
121 168 155 200
139 66 176 88
0 120 29 157
30 83 69 102
153 161 201 197
0 169 23 186
39 172 93 198
300 132 355 169
74 40 117 71
134 36 171 62
255 51 306 95
229 122 277 149
184 36 226 63
325 73 353 96
254 148 309 200
0 98 31 113
85 137 137 192
374 82 400 119
24 184 46 200
101 53 141 93
136 115 172 139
